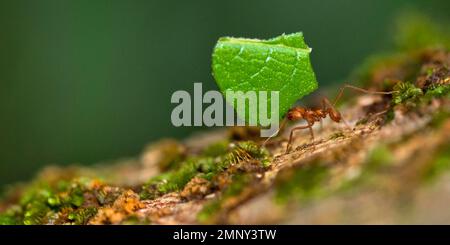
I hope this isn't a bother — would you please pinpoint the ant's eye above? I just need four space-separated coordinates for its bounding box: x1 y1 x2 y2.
287 112 294 120
330 110 341 121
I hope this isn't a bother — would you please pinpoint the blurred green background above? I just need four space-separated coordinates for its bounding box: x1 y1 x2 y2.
0 0 448 185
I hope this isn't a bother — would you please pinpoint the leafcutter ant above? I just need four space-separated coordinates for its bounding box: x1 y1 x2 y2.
265 84 397 153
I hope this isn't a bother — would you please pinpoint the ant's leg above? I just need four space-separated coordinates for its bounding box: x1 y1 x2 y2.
333 84 396 107
308 125 315 141
372 109 390 118
368 108 390 121
340 117 352 132
319 99 327 131
286 123 313 153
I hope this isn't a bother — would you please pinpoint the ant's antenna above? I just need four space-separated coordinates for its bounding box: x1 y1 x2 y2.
333 84 397 107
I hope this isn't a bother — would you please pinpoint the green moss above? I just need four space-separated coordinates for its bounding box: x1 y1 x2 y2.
121 215 151 225
422 114 450 183
337 144 395 193
429 111 450 129
353 144 393 182
234 141 271 167
0 178 106 225
385 109 395 122
202 140 230 157
425 84 450 100
197 200 221 223
0 214 20 225
423 145 450 183
365 144 395 170
274 161 330 204
195 142 270 222
140 159 204 200
23 200 51 225
223 173 251 197
197 173 252 223
140 141 270 200
94 186 121 206
388 82 449 120
0 206 22 225
18 183 56 225
68 207 98 225
392 82 423 106
329 131 345 140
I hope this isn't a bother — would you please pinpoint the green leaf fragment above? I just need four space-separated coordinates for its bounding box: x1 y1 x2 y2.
212 32 318 124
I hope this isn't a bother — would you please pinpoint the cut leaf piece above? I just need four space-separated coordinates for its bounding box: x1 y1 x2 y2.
212 32 318 125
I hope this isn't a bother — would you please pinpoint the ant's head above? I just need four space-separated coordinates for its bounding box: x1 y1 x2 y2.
287 107 305 121
328 108 342 122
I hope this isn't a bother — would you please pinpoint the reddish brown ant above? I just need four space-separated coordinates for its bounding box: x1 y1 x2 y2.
265 84 397 153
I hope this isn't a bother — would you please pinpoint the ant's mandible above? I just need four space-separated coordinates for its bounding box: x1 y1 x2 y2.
268 84 396 153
